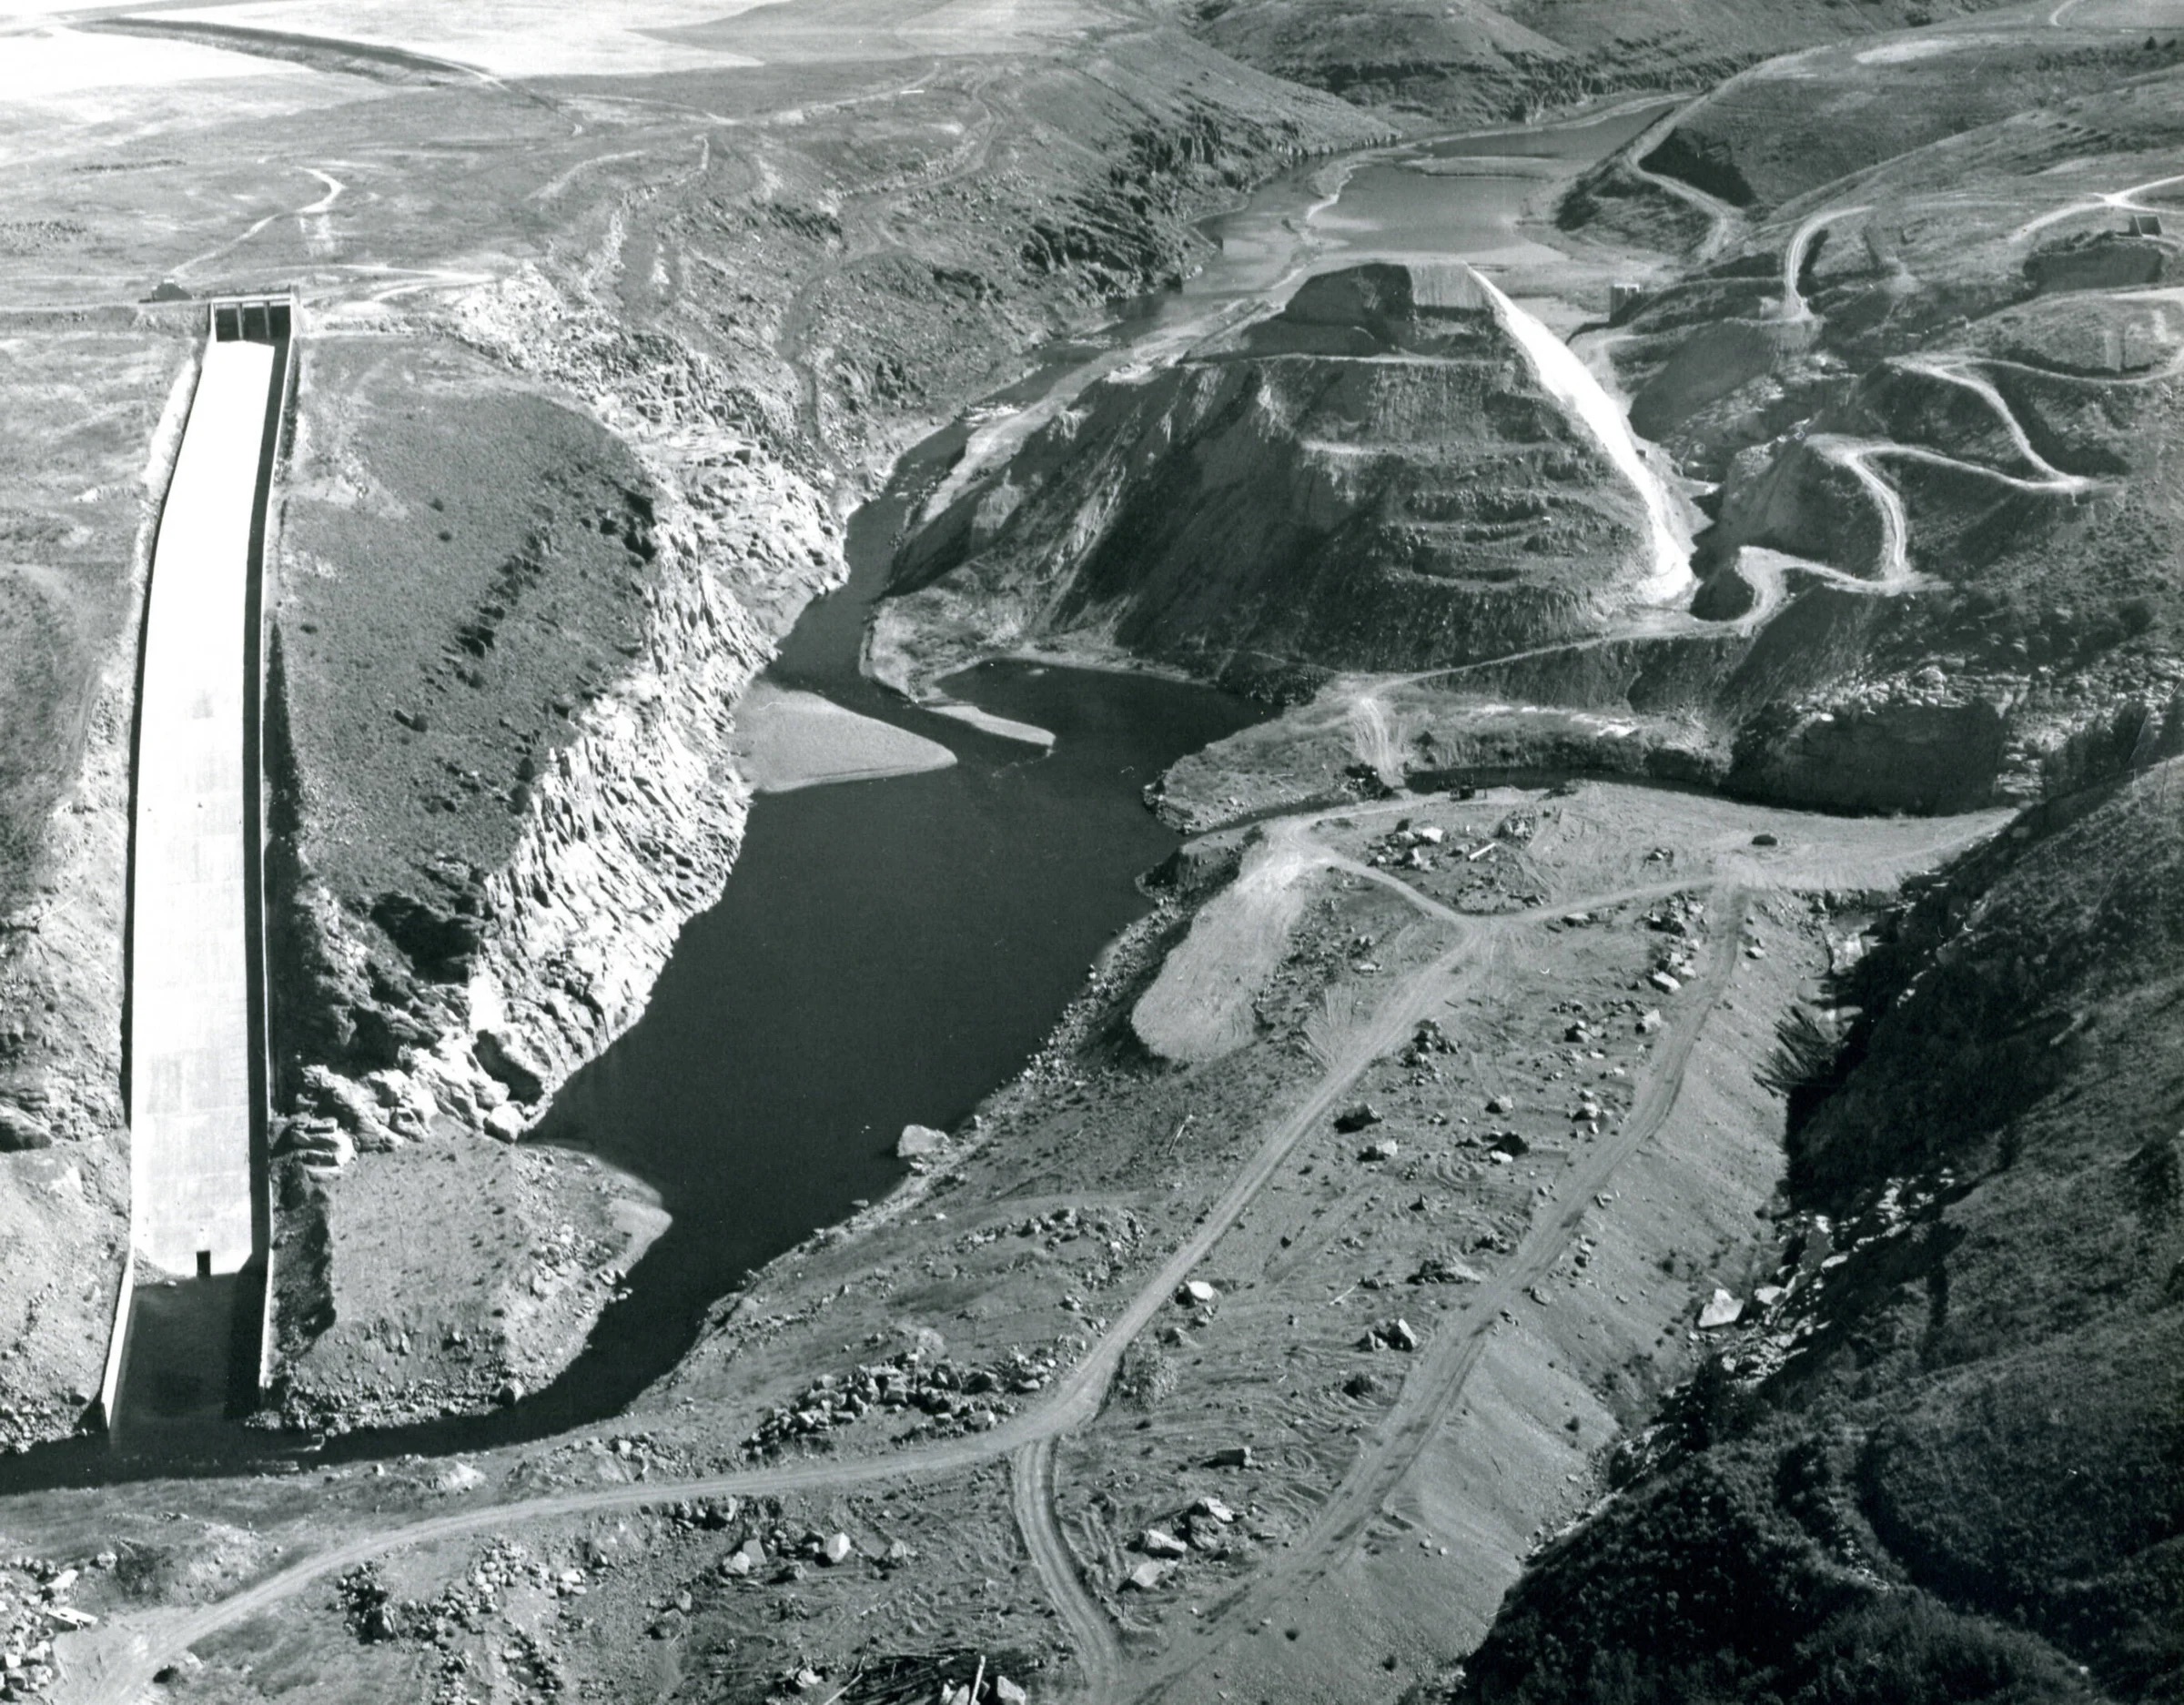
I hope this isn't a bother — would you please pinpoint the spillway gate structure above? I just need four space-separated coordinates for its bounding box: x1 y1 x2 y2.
99 293 293 1433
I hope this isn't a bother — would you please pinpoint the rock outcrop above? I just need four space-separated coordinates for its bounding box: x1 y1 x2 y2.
258 263 843 1419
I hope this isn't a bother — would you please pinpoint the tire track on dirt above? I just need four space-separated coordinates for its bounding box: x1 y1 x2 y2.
74 853 1965 1705
1014 1435 1122 1700
65 894 1481 1705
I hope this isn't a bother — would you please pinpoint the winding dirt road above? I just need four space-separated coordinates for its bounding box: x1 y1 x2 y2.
1015 1435 1124 1699
1777 205 1868 323
63 776 2006 1705
1621 106 1741 265
64 841 1480 1705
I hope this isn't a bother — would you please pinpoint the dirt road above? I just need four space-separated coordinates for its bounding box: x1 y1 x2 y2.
1015 1435 1123 1699
63 783 1991 1705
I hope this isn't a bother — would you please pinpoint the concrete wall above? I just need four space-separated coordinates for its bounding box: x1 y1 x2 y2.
128 332 279 1277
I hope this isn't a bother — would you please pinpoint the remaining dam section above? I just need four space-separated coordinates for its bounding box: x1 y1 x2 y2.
109 293 291 1439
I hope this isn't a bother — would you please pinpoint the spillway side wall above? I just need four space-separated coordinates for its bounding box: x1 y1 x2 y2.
245 320 294 1398
106 336 205 1431
109 299 291 1424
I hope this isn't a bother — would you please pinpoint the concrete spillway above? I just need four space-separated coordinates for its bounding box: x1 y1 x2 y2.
132 332 273 1276
104 297 288 1435
1463 266 1694 604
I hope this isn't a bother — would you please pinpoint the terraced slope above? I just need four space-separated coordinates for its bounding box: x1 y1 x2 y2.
879 262 1672 696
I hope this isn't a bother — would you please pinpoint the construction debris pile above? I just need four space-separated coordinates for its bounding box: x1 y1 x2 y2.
739 1342 1075 1459
2 1556 103 1703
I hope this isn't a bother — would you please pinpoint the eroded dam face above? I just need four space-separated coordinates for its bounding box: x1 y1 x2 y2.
107 296 289 1432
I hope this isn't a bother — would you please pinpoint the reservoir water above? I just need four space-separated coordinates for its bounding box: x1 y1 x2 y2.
43 95 1674 1479
490 501 1260 1442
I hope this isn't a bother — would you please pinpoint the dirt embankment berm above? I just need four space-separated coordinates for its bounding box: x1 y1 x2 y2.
877 261 1663 701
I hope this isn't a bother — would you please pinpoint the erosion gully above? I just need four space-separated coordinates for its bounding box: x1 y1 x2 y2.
1 96 1673 1488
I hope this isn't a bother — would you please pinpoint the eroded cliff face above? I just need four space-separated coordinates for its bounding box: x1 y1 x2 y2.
260 265 840 1427
878 262 1675 698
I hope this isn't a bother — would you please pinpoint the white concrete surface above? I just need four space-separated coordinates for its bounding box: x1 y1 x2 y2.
129 336 274 1278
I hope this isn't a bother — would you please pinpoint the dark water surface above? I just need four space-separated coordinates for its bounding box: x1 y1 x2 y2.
500 499 1259 1438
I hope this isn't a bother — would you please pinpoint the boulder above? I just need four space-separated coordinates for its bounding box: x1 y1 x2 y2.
473 1029 548 1102
1123 1559 1170 1591
0 1104 53 1151
1359 1138 1400 1163
1334 1104 1383 1134
283 1118 356 1171
1208 1446 1254 1469
483 1103 528 1143
1177 1278 1219 1307
1698 1288 1744 1330
896 1123 950 1159
1370 1317 1421 1352
1141 1528 1188 1559
821 1532 853 1567
1636 1008 1664 1034
302 1064 395 1144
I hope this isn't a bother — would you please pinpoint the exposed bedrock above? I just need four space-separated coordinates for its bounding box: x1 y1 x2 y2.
879 261 1685 697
